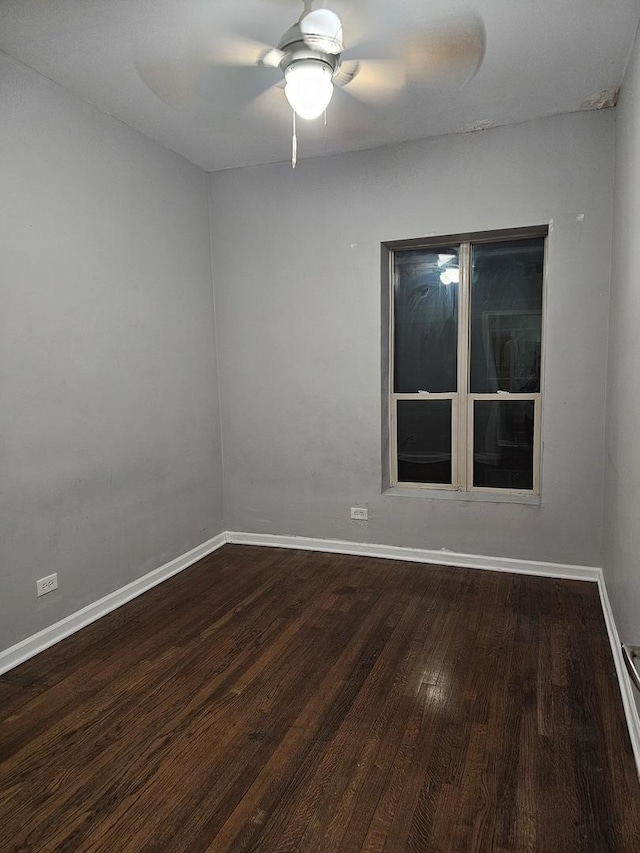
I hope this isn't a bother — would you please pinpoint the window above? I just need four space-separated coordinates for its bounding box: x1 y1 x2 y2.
383 226 547 496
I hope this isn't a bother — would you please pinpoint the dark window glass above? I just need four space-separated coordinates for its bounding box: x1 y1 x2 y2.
397 400 452 485
394 247 459 393
470 239 544 394
473 400 535 490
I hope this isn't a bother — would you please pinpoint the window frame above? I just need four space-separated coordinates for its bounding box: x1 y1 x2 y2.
383 225 548 497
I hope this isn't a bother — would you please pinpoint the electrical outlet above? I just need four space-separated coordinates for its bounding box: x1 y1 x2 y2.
350 506 368 521
36 573 58 597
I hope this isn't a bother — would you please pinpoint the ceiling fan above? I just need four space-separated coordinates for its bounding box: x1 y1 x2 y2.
138 1 486 166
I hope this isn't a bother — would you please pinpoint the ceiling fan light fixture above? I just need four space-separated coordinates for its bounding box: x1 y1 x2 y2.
284 60 334 120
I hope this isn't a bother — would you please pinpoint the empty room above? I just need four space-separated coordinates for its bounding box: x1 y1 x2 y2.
1 0 640 850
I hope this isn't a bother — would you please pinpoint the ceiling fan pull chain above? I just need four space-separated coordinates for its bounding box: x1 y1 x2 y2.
292 110 298 169
324 109 327 128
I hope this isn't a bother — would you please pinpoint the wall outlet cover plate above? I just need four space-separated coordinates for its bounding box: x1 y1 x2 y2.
37 573 58 597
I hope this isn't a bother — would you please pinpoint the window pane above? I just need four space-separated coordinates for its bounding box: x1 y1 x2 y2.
397 400 452 485
394 247 459 393
470 238 544 394
473 400 535 490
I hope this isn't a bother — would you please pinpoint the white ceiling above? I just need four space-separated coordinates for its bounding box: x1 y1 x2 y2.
1 0 639 172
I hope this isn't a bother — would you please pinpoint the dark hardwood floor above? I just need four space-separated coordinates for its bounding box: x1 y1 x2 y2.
0 545 638 852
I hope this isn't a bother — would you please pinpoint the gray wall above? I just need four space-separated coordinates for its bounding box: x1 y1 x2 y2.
211 110 614 566
0 53 223 651
0 48 621 658
604 28 640 663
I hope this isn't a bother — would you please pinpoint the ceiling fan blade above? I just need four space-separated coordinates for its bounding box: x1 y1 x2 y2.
213 35 284 68
136 30 283 109
135 57 200 109
403 13 486 85
333 60 361 89
337 60 406 104
247 81 289 119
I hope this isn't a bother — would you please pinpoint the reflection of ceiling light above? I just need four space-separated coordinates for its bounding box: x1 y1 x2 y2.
285 60 334 120
437 253 455 267
440 268 460 285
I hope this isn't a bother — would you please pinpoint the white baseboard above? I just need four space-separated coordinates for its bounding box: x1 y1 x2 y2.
227 530 639 777
226 531 601 582
0 533 227 677
2 527 638 779
597 573 640 776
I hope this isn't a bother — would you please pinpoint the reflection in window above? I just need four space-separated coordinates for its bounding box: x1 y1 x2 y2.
473 400 535 490
394 248 459 394
397 400 452 485
470 239 544 394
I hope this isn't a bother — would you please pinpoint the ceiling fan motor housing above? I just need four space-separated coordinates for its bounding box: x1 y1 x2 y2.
277 23 342 80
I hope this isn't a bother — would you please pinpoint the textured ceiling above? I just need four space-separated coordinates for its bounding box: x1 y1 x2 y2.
1 0 639 171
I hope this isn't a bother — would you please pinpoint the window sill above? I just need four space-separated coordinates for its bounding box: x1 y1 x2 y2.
383 487 541 506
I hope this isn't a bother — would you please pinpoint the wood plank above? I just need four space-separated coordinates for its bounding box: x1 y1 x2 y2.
0 545 638 852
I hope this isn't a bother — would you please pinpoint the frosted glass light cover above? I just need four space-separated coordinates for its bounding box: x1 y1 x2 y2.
285 61 334 120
